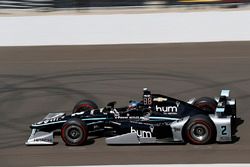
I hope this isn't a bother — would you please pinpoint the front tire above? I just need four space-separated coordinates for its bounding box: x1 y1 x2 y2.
61 118 88 146
184 115 215 145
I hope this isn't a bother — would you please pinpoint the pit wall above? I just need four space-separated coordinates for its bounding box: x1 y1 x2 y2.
0 10 250 46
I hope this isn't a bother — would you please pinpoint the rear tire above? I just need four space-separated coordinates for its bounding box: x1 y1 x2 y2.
61 118 88 146
193 97 217 114
184 115 216 145
72 100 98 113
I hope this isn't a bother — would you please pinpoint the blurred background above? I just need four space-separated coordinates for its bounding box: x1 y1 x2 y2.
0 0 249 11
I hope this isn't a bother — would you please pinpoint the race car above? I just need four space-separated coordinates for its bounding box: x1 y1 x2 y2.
26 88 237 146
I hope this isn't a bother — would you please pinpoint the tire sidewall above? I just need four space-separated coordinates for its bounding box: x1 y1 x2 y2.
194 97 217 113
61 119 88 146
73 100 98 113
184 115 215 145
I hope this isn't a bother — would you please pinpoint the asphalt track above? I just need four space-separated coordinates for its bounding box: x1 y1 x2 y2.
0 42 250 166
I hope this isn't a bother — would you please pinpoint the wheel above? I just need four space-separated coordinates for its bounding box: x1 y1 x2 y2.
184 115 216 145
193 97 217 114
61 118 88 146
72 100 98 113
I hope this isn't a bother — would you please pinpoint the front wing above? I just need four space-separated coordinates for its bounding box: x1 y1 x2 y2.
26 129 54 145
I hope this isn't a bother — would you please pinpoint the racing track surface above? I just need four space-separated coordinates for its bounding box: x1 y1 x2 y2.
0 42 250 166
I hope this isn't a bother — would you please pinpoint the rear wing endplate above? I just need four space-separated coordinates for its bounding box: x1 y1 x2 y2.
215 89 231 117
220 90 230 97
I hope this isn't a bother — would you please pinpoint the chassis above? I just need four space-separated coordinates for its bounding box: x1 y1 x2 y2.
26 88 236 146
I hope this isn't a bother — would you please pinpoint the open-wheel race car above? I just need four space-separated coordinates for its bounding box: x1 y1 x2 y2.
26 88 237 146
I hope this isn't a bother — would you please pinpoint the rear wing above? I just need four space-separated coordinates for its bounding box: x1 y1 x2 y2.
220 90 230 97
215 90 236 118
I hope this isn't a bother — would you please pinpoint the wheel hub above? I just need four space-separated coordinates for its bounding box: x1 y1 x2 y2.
69 128 80 139
65 125 83 143
191 124 208 142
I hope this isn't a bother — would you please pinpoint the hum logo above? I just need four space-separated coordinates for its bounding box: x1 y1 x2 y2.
131 127 152 138
155 105 178 113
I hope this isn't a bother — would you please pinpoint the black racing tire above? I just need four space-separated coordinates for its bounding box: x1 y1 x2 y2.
72 100 98 113
193 97 217 114
61 118 88 146
184 115 216 145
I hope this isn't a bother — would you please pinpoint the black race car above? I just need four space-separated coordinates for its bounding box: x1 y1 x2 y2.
26 88 236 146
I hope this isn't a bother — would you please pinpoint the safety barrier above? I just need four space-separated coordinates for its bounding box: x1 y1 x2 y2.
0 10 250 46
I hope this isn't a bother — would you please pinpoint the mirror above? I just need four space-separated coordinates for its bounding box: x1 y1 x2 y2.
107 101 116 108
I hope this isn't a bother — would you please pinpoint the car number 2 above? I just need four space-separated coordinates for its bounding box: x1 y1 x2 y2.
221 126 227 135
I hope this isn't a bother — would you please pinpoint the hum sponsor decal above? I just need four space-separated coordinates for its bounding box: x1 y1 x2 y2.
131 127 152 138
155 101 180 114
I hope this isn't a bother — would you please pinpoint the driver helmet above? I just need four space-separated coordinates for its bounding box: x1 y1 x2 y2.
128 100 140 110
